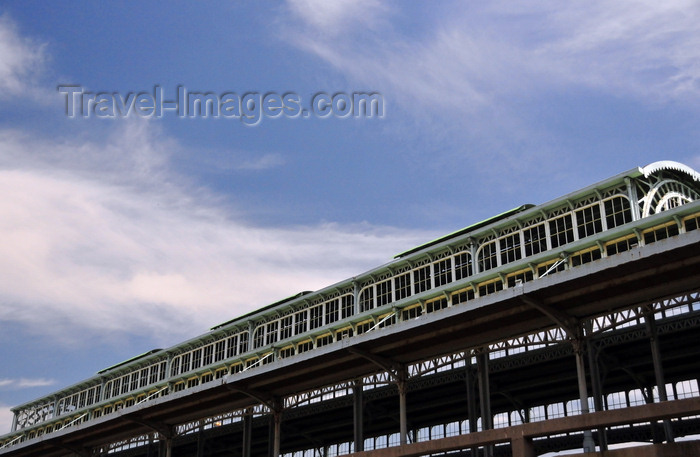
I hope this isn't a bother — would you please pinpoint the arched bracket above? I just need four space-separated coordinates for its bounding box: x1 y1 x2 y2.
125 417 172 439
347 347 405 382
521 295 581 340
57 443 91 457
226 385 280 412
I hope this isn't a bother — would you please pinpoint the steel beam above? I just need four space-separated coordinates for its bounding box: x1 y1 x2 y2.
645 309 675 443
476 349 493 457
354 379 364 452
242 409 252 457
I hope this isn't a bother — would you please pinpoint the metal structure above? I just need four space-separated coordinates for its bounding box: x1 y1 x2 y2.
2 160 700 457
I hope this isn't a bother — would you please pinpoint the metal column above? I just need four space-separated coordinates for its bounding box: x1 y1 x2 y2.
476 349 493 457
645 309 675 443
587 325 608 451
353 379 364 452
268 399 283 457
398 366 408 446
572 336 596 453
196 420 205 457
466 354 479 457
159 438 172 457
242 409 252 457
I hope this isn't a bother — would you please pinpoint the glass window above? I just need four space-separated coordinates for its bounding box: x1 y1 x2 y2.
214 340 226 361
191 348 202 369
549 214 574 248
451 288 474 305
426 298 448 313
433 258 452 287
413 265 431 293
280 315 293 340
376 280 392 306
499 233 522 265
238 332 249 354
604 197 632 229
478 241 498 271
226 335 238 358
325 299 339 324
181 353 191 373
454 252 472 280
575 204 603 239
266 321 278 344
294 311 307 335
309 305 323 329
523 224 547 257
253 327 265 348
341 295 354 319
360 287 374 312
394 272 412 300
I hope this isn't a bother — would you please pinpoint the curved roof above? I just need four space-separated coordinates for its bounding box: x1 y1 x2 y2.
641 160 700 182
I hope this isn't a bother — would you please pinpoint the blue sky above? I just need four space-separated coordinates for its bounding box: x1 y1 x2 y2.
1 1 699 433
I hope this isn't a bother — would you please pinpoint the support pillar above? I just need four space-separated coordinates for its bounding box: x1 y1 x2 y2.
242 409 252 457
587 328 608 451
476 349 493 457
273 410 282 457
466 354 479 456
511 436 536 457
268 398 283 457
397 366 408 446
572 337 596 453
147 434 153 457
159 438 172 457
646 310 675 443
353 379 364 452
196 420 205 457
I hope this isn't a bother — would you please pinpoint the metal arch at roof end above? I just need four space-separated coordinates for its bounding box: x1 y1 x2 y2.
641 160 700 182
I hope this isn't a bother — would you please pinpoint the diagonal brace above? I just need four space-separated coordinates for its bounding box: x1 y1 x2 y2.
521 295 580 339
125 417 172 439
226 385 279 412
347 347 404 381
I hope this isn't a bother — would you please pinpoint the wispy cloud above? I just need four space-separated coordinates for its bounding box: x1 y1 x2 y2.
280 0 700 190
0 378 56 389
0 14 47 99
236 153 285 170
284 0 700 113
285 0 388 37
0 122 433 347
0 13 434 349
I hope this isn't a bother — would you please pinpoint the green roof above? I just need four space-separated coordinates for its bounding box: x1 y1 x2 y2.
210 291 313 330
97 348 163 374
394 204 534 258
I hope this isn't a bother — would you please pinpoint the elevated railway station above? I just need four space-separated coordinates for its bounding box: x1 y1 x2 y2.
2 161 700 457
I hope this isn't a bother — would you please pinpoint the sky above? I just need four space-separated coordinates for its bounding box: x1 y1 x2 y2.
1 0 699 435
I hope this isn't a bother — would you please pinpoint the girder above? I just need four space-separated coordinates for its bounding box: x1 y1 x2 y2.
520 295 579 338
2 235 700 457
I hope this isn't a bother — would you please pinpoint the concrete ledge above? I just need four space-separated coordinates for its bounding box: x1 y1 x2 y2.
597 441 700 457
349 397 700 457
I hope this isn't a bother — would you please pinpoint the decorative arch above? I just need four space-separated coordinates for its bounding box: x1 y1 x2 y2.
637 161 700 218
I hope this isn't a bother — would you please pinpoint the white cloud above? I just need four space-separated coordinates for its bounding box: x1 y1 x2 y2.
283 0 700 114
0 14 46 99
285 0 388 36
0 378 56 389
279 0 700 186
236 153 285 170
0 404 12 434
0 121 433 347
